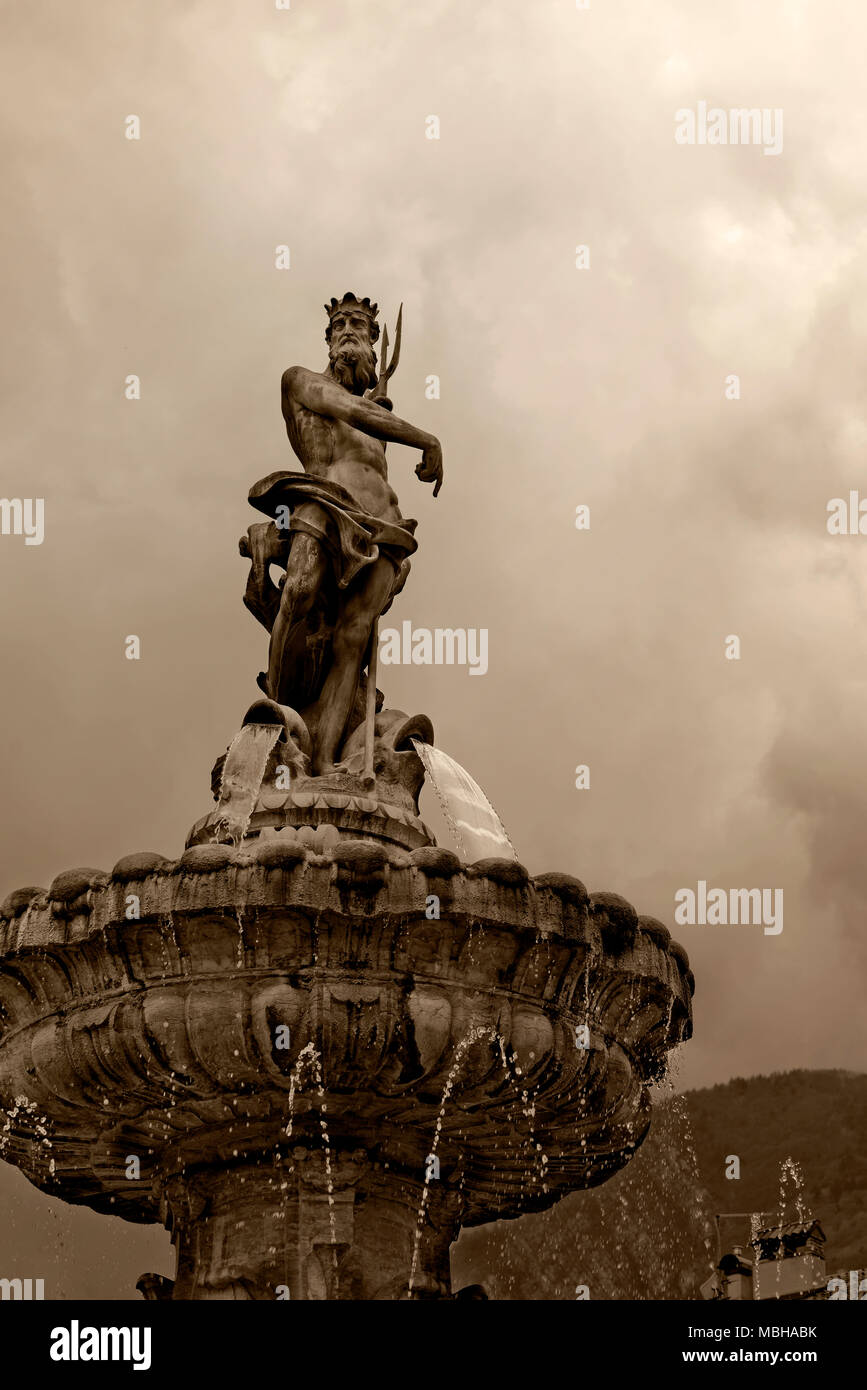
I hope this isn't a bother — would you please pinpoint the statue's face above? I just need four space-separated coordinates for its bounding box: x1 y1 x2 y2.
327 309 377 392
329 309 373 351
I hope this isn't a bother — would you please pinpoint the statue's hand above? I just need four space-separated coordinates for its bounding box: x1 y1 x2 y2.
416 438 443 497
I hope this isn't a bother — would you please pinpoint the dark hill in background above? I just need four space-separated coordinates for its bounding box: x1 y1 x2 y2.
451 1069 867 1299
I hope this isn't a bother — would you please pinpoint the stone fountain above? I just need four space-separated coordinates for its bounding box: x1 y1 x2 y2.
0 293 693 1299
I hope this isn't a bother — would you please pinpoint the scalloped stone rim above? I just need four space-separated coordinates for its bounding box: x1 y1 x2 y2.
0 843 692 985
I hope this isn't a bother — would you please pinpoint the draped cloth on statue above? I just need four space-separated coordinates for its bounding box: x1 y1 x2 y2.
246 471 417 717
248 471 417 592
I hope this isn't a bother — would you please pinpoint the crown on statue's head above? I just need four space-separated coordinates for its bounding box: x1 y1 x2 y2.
324 292 380 343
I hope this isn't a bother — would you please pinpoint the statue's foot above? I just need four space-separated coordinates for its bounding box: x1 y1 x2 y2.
330 752 363 777
318 754 376 790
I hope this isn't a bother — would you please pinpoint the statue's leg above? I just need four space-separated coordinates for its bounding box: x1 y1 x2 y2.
312 558 396 775
266 532 328 703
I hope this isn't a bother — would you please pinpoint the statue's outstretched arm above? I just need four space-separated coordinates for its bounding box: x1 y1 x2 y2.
282 367 443 496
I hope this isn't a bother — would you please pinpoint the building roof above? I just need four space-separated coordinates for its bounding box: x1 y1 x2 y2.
754 1219 825 1244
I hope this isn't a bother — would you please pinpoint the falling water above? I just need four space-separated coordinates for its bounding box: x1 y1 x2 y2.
773 1155 807 1295
581 960 592 1018
213 724 282 846
779 1155 807 1224
0 1094 53 1177
279 1042 339 1297
234 909 245 968
410 740 517 862
668 1091 717 1277
157 914 173 979
407 1025 544 1296
662 989 676 1046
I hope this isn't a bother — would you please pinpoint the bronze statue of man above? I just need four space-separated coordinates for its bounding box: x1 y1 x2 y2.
242 293 443 776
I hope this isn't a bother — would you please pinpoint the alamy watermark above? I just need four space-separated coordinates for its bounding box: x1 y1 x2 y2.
827 493 867 535
379 622 488 676
675 103 783 156
674 880 783 935
0 1277 44 1299
0 498 44 546
50 1321 151 1371
827 1270 867 1299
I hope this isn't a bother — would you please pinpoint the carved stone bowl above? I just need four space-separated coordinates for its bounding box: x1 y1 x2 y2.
0 841 693 1298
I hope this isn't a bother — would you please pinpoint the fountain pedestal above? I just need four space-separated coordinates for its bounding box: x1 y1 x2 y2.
164 1151 457 1301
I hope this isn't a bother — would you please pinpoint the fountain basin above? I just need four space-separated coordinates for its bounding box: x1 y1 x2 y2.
0 841 693 1298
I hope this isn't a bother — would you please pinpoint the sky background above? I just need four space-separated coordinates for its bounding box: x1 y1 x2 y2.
1 0 865 1296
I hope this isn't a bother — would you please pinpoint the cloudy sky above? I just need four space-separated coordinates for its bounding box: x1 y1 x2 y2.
1 0 865 1295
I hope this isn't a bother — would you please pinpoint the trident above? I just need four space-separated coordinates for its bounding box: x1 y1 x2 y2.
373 302 403 403
362 304 402 787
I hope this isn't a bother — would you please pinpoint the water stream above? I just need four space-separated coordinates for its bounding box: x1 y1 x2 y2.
278 1042 339 1297
773 1154 807 1294
213 724 282 846
411 740 516 862
406 1025 545 1296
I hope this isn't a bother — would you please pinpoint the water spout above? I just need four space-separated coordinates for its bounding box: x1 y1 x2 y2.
411 740 516 862
213 723 282 846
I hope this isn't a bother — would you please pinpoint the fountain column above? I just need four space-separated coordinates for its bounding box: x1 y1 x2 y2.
162 1150 459 1300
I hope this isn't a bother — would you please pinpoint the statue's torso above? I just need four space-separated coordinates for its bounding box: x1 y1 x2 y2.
284 373 403 524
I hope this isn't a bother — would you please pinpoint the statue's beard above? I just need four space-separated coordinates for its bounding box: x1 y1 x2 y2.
328 338 377 393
